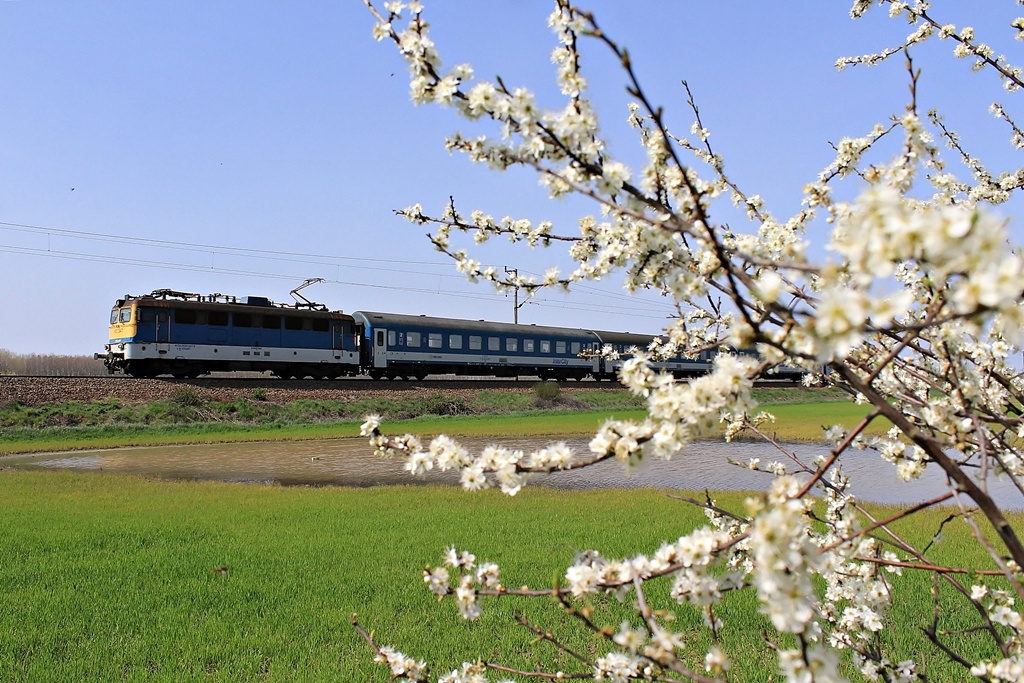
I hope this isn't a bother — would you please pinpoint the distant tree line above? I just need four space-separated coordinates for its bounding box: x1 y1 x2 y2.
0 349 107 376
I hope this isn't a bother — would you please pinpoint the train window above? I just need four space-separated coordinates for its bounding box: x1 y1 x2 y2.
571 342 581 355
284 316 303 331
407 332 421 348
376 330 385 346
523 339 534 353
262 315 280 329
487 337 500 351
428 333 442 348
469 335 482 350
505 338 518 352
120 308 133 323
110 309 119 325
174 309 197 325
556 341 567 354
540 340 551 354
234 313 253 328
209 311 228 326
311 318 329 332
449 334 463 350
197 311 208 325
138 308 156 323
388 330 397 346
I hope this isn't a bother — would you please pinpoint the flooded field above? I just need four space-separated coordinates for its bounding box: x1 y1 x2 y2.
4 436 1020 509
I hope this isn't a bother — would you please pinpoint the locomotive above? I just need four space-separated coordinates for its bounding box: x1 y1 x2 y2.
94 288 719 380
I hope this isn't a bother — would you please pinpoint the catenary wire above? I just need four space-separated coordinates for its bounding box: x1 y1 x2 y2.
0 219 673 308
0 243 676 321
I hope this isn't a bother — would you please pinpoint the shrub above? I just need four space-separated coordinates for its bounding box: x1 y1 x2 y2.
423 393 473 416
532 381 560 403
169 385 206 408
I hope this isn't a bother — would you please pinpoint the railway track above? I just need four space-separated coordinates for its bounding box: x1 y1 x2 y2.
7 374 804 386
0 375 610 406
7 374 621 388
1 374 805 407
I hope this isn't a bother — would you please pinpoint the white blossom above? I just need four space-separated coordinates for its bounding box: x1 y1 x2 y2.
360 2 1024 680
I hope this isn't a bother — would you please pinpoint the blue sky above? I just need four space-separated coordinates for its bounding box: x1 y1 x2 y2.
0 1 1019 354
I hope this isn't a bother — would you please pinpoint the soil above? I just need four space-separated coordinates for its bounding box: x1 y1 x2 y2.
0 376 536 407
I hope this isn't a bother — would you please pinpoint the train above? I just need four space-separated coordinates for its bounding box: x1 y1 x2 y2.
94 288 724 380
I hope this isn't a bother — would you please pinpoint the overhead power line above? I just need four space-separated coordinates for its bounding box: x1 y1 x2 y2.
0 220 450 267
0 242 675 322
0 219 673 308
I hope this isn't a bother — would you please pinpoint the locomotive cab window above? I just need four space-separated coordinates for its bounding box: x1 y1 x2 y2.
119 308 133 323
110 309 119 325
174 309 197 325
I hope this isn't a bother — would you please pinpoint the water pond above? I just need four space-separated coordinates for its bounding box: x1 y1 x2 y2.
4 437 1020 509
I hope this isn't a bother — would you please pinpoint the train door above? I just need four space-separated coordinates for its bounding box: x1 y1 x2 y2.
373 328 388 368
155 309 170 343
332 322 343 350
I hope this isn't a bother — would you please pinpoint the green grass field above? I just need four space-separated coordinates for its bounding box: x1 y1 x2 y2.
0 471 1008 681
0 398 884 456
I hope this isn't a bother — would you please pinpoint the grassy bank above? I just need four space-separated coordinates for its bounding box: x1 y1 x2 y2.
0 386 879 455
0 471 1006 681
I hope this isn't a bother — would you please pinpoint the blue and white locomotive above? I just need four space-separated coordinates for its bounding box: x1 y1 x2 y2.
96 288 740 380
97 289 361 379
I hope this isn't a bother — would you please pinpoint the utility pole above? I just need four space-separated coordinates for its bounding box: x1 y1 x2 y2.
505 266 521 324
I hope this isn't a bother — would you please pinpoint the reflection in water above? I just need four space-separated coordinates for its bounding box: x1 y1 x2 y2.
4 437 1020 509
